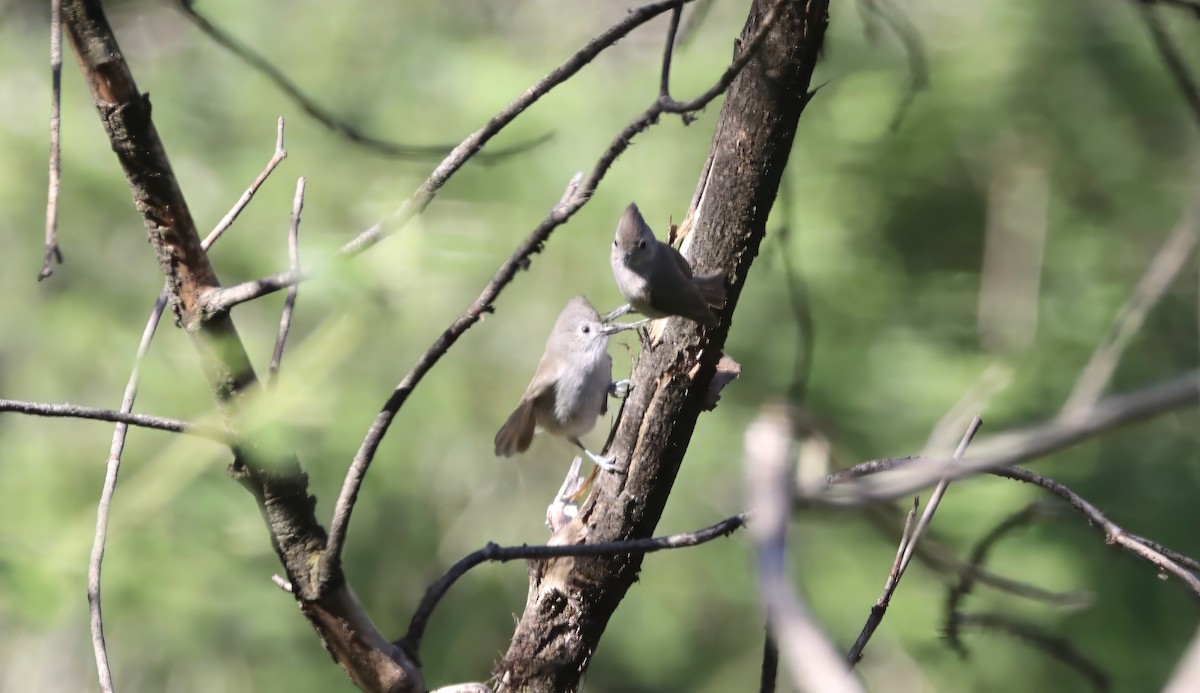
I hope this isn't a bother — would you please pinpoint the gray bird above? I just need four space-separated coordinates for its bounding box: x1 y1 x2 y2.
494 295 628 471
607 203 726 328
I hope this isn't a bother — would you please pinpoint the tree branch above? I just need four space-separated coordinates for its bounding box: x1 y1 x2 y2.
401 514 747 658
177 0 551 162
745 408 861 693
993 466 1200 596
41 0 64 281
1061 201 1199 416
846 417 982 665
496 1 829 687
321 0 786 575
268 177 305 385
816 370 1200 505
60 2 422 689
202 0 703 314
85 121 285 692
0 398 217 439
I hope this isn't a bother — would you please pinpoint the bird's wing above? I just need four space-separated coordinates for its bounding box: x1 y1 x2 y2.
663 243 695 279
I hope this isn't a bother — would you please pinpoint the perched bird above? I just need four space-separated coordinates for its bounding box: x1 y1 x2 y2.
494 295 628 471
607 203 726 328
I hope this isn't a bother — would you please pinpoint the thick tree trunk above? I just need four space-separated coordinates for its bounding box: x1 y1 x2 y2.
494 1 830 690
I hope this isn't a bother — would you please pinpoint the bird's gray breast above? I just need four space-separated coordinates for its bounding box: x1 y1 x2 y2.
552 349 611 436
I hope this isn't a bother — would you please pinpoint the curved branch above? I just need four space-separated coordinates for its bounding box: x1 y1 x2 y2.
321 0 783 574
401 514 747 658
203 0 703 314
176 0 552 162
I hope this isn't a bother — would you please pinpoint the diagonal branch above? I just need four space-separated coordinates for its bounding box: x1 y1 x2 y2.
202 0 703 314
846 417 982 666
496 1 829 687
86 119 286 693
1061 201 1200 416
815 370 1200 506
268 177 305 385
60 2 421 689
177 0 551 162
321 0 788 574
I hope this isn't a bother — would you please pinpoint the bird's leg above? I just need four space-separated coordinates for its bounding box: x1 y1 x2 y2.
602 304 634 322
602 318 652 335
572 438 621 472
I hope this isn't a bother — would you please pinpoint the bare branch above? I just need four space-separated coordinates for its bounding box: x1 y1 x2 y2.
83 126 280 691
815 370 1200 505
0 398 219 439
268 177 305 385
86 302 167 693
208 117 287 241
744 407 861 693
993 466 1200 596
322 3 784 573
176 0 551 162
660 5 684 98
41 0 65 281
400 514 748 657
1061 203 1199 416
204 0 704 313
846 417 982 666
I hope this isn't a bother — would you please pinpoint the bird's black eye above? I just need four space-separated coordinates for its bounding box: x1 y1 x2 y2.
637 239 646 249
581 325 590 334
613 240 617 247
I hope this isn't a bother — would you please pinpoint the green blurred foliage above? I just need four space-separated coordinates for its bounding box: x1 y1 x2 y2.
1 0 1199 691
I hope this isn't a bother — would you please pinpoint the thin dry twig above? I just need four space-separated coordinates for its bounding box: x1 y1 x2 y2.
40 0 64 281
321 0 787 573
814 370 1200 505
829 457 1200 596
85 121 286 693
993 465 1200 596
1061 204 1200 416
846 417 982 666
209 118 288 240
203 0 708 314
268 177 305 385
744 407 862 693
176 0 551 162
400 514 748 657
0 399 216 439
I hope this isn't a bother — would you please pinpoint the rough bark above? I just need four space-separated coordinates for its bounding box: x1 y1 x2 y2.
494 1 830 690
60 1 422 690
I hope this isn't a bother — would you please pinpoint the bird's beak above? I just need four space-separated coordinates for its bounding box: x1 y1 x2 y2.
599 322 627 336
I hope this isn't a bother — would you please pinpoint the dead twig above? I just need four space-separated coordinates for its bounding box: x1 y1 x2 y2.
40 0 64 281
268 177 305 386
